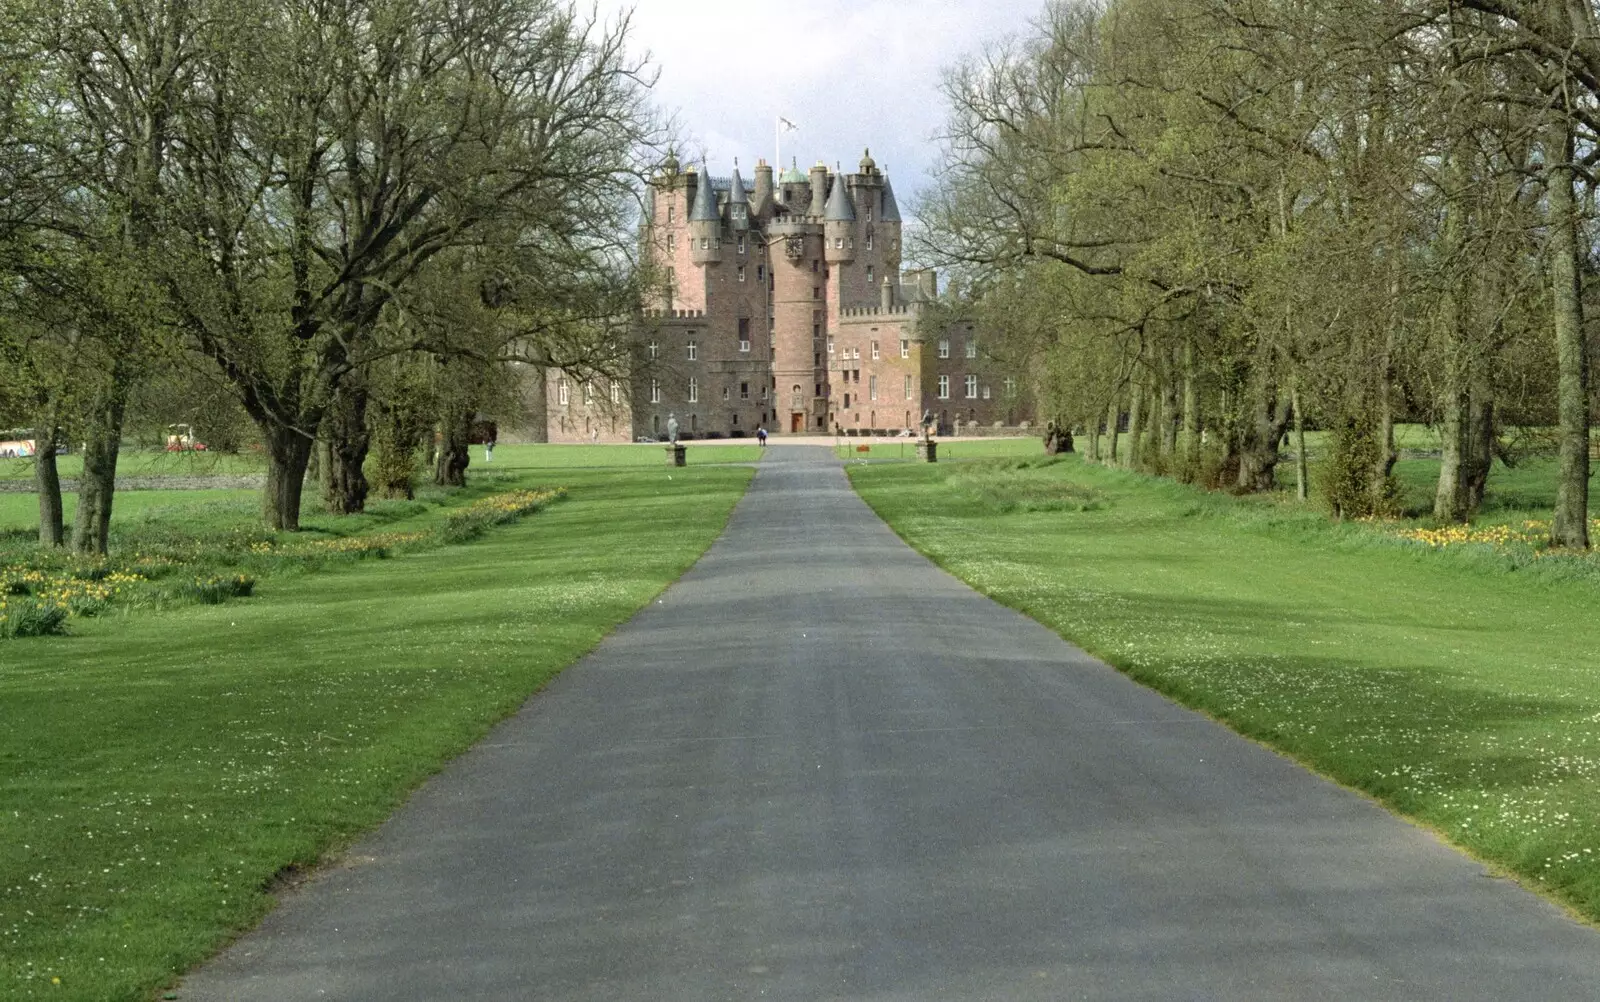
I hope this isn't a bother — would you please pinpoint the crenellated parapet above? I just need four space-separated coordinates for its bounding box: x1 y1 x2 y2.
837 303 923 320
640 308 708 320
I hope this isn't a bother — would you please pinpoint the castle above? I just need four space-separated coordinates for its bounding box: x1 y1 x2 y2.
544 149 1032 442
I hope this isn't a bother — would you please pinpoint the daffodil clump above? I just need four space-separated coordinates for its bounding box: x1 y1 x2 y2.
1396 517 1600 552
0 488 567 639
440 488 566 543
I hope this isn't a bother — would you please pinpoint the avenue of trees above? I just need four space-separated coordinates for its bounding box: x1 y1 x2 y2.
922 0 1600 547
0 0 662 551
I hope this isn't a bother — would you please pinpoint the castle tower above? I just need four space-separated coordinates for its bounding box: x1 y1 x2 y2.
751 160 775 219
769 210 824 434
689 165 722 265
823 172 856 266
727 164 750 232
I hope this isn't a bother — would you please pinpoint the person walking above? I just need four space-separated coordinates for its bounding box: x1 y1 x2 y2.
757 425 767 448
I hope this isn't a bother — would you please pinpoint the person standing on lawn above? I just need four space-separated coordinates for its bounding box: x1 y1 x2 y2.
757 425 767 448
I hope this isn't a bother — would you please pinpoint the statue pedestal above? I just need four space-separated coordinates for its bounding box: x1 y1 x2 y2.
916 439 938 463
666 444 687 467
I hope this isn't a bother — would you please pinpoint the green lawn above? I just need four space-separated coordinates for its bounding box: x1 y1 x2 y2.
849 453 1600 923
0 451 268 481
490 442 762 468
835 436 1041 462
0 459 754 1001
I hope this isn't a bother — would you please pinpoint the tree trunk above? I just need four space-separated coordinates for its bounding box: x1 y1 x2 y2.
1462 381 1495 515
263 426 314 531
1106 400 1120 465
1372 320 1398 503
322 381 370 515
434 409 471 487
1548 121 1590 549
35 432 65 548
71 390 127 555
1124 377 1144 470
1180 339 1200 479
1085 411 1101 462
1434 357 1468 522
1236 377 1292 493
1292 383 1308 502
1159 345 1179 459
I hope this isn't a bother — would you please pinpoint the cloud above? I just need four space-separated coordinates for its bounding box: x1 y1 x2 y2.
600 0 1042 208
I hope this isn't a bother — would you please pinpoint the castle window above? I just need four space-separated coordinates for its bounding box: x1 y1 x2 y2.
900 339 909 359
815 353 821 366
938 375 950 400
982 385 991 400
667 233 675 251
651 379 661 404
966 341 977 359
558 379 569 406
611 383 621 404
812 260 818 273
686 339 697 361
761 384 767 399
722 386 730 401
852 346 861 360
904 375 913 399
869 375 877 401
738 266 746 282
871 340 879 360
844 392 851 408
700 237 709 250
739 318 750 352
938 339 950 359
668 206 675 223
737 237 746 254
866 206 873 222
827 339 834 354
584 383 595 403
758 265 765 282
867 266 874 285
835 237 844 249
866 231 873 250
689 378 699 403
648 340 658 359
966 375 978 399
793 385 803 408
740 382 750 400
813 287 820 299
1005 377 1017 395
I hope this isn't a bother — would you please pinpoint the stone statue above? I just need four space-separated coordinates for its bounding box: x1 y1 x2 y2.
667 413 679 444
920 409 933 439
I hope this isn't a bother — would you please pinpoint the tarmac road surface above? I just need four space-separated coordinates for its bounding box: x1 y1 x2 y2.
179 446 1600 1001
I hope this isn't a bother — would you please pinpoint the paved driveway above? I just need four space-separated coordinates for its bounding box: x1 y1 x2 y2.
179 446 1600 1000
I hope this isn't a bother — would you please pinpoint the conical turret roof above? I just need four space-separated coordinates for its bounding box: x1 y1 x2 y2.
689 165 720 222
880 177 901 223
824 174 856 222
728 164 748 205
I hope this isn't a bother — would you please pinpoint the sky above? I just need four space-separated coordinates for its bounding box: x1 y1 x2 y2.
596 0 1044 212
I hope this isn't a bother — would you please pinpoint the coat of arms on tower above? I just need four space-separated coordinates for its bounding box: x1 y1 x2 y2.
784 235 805 261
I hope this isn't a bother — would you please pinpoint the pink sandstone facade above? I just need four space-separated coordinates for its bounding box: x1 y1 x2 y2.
544 149 1033 442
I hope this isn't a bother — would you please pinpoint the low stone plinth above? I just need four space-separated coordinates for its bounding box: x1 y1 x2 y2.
666 444 687 467
915 440 938 463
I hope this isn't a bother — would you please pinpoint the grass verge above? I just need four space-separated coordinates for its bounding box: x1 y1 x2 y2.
0 461 754 1000
848 452 1600 924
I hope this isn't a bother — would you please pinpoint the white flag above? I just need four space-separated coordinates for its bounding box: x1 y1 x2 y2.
779 117 799 132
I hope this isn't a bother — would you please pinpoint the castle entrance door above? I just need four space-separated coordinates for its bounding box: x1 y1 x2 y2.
791 412 804 433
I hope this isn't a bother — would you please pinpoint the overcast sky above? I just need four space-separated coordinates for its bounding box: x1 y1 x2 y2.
598 0 1043 211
